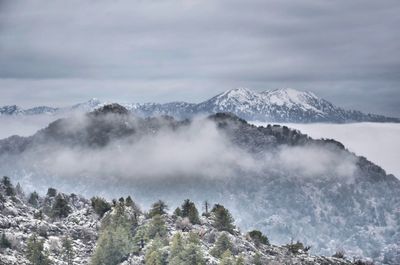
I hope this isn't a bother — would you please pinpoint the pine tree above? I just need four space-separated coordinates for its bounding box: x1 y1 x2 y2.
0 232 11 249
180 199 200 224
26 234 51 265
91 197 111 218
180 243 205 265
211 233 233 258
46 188 57 197
149 200 168 218
91 206 135 265
145 237 165 265
28 191 40 208
125 196 133 207
51 194 71 218
173 207 182 217
15 182 24 197
147 214 167 239
170 233 184 259
62 236 74 265
211 204 235 233
2 176 15 196
248 230 269 246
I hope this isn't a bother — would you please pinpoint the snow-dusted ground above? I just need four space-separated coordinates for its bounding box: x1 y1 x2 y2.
251 122 400 179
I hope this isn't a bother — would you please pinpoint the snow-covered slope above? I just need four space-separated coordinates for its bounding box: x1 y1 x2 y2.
1 88 398 123
0 179 366 265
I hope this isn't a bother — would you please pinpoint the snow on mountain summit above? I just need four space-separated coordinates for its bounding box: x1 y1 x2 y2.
1 89 398 123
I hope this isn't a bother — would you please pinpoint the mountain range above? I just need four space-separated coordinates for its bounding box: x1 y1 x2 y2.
0 104 399 264
1 88 398 123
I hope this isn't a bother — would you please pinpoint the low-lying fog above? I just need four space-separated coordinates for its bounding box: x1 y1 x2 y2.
0 115 398 182
252 121 400 179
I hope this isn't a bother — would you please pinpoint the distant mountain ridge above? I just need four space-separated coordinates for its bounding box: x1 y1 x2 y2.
1 88 398 123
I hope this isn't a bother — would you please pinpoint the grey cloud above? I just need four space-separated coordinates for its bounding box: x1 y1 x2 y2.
0 0 399 116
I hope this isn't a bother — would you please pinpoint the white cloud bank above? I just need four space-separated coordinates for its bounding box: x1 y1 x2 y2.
252 121 400 178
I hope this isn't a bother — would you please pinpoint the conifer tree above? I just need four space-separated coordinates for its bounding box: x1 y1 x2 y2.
211 204 235 233
28 191 40 208
145 237 166 265
173 207 182 217
46 188 57 197
91 206 135 265
248 230 269 246
2 176 15 196
26 234 51 265
51 194 71 218
62 236 74 265
180 243 205 265
0 232 11 249
179 199 200 224
125 196 133 207
91 197 111 218
149 200 168 218
169 233 184 259
211 233 233 258
147 214 167 239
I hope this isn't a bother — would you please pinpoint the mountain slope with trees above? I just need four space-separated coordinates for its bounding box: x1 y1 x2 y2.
0 177 372 265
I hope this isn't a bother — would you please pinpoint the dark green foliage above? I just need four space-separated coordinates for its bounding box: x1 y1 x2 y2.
2 176 15 196
46 188 57 197
147 214 167 239
179 243 205 265
51 194 71 218
91 196 111 218
62 236 74 265
91 205 136 265
286 241 311 254
28 191 40 208
169 232 205 265
173 207 182 218
149 200 168 218
26 234 51 265
210 233 233 258
125 196 133 206
248 230 269 246
211 204 235 233
179 199 200 224
333 250 345 259
0 232 11 249
145 237 167 265
119 197 125 204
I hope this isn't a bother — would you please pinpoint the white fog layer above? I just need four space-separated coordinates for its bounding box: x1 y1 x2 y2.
252 121 400 179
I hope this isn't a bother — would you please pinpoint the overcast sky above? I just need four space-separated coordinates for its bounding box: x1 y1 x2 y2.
0 0 399 116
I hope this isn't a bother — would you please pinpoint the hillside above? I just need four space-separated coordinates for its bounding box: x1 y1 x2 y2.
0 105 399 264
0 177 373 265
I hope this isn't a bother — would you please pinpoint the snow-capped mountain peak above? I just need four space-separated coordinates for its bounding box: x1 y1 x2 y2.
262 88 324 113
0 89 398 123
71 98 105 111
